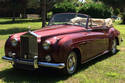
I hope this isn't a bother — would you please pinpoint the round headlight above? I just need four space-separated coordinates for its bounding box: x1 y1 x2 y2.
42 40 51 50
11 38 18 47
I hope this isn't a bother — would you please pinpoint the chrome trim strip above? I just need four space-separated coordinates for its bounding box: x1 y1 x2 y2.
13 38 18 42
2 56 65 69
28 31 40 37
2 56 13 61
38 62 65 69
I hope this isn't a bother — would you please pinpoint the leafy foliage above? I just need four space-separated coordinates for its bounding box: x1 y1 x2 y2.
120 13 125 24
52 1 112 18
79 2 112 18
100 0 125 23
100 0 125 8
52 2 76 14
0 0 28 17
113 8 120 16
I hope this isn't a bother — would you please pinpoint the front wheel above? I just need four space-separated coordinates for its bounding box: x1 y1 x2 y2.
63 51 78 75
111 39 117 54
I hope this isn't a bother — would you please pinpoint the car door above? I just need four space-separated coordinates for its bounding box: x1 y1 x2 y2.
84 18 109 60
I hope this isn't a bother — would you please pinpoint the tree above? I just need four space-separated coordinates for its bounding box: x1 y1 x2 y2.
79 2 112 18
0 0 29 19
100 0 125 9
41 0 46 27
9 0 28 22
100 0 125 23
40 0 64 27
52 1 76 14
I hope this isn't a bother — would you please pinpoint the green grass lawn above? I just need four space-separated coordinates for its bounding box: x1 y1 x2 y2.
0 18 125 83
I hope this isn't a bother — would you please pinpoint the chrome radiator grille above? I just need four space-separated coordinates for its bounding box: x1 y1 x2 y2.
20 35 38 59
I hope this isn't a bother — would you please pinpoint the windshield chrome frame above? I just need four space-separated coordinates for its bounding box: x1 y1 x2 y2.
48 13 89 28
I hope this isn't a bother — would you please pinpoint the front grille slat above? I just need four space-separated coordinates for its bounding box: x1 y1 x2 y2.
20 34 38 59
20 37 29 58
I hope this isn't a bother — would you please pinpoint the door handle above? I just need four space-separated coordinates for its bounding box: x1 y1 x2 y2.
84 42 87 44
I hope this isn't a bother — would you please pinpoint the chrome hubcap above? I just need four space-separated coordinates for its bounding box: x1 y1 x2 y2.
67 52 77 74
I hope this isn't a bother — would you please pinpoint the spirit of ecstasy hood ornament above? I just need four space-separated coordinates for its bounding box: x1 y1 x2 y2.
27 26 40 37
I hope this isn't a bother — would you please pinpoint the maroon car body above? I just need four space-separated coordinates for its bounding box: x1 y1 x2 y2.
2 13 122 74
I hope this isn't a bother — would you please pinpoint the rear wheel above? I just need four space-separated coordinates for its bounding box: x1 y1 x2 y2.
63 51 78 75
111 39 117 54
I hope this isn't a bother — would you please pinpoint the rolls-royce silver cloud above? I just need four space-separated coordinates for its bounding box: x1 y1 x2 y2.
2 13 122 75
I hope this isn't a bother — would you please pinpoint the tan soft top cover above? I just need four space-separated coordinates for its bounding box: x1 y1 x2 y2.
70 17 113 27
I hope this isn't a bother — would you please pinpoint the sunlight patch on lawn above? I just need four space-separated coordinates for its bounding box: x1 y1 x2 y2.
0 62 12 71
0 40 5 48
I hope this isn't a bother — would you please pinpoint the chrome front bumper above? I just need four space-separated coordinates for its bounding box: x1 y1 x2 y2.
2 56 65 69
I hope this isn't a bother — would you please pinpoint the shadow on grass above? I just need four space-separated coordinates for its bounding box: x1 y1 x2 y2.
0 68 69 83
0 19 41 25
77 50 120 73
0 28 29 35
0 50 119 83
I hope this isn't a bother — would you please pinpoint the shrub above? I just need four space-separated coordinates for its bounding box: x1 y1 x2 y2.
113 8 120 16
79 3 112 18
52 2 76 14
121 13 125 24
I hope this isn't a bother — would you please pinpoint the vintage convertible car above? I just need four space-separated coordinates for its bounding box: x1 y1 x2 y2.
2 13 122 75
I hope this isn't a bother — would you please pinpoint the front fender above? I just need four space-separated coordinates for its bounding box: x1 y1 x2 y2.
57 36 81 63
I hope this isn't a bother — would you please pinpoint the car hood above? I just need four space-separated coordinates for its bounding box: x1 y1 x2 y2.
11 25 87 40
33 25 86 37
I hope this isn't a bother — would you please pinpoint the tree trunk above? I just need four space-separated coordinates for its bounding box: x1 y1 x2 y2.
41 0 46 28
21 9 26 19
12 9 16 22
12 0 16 22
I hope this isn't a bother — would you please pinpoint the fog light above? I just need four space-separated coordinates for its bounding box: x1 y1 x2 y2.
45 55 52 62
8 51 12 57
8 51 16 57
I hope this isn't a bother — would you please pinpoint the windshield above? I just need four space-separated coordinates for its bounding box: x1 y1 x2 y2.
48 13 88 27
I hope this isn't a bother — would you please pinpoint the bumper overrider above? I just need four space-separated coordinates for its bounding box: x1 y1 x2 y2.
2 56 65 69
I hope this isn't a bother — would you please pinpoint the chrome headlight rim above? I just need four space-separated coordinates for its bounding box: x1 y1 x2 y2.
11 38 18 47
42 40 51 50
